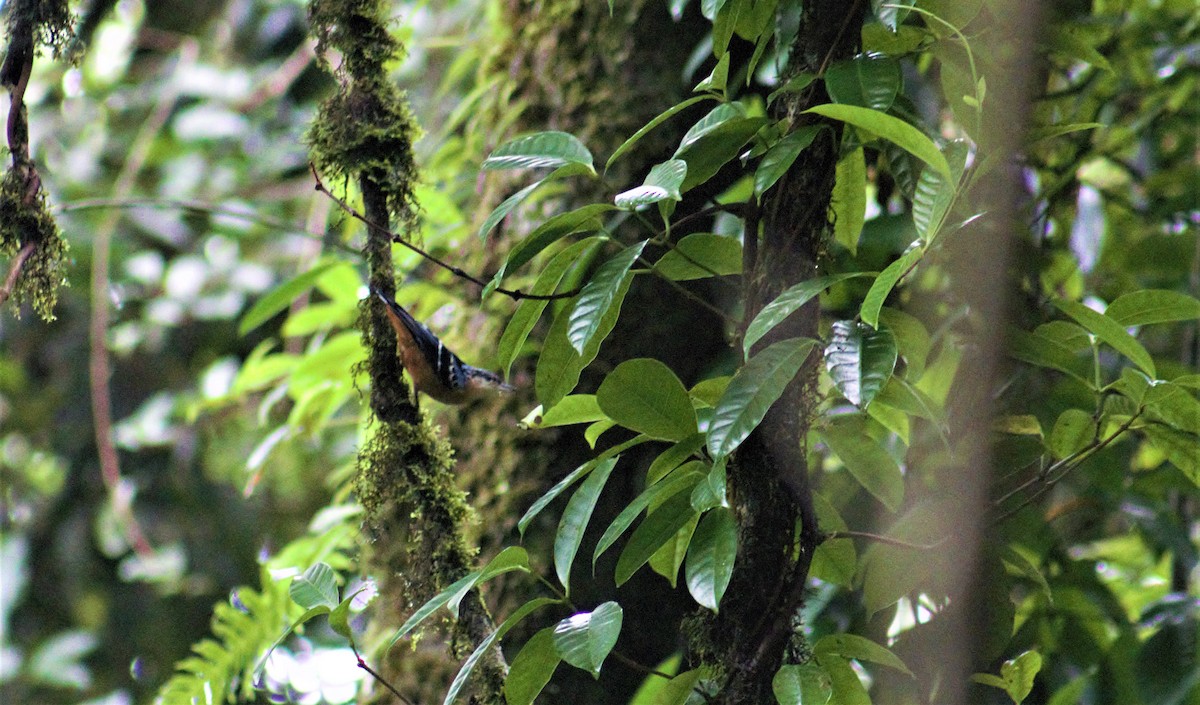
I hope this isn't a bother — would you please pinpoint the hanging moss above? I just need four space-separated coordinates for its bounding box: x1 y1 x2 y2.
1 0 76 60
0 170 68 320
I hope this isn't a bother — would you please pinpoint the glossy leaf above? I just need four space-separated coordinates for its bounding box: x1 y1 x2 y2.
615 491 698 586
597 358 697 441
477 163 591 241
289 563 339 611
825 320 897 408
593 464 705 567
615 159 688 209
1049 408 1094 460
552 601 623 678
825 56 902 110
498 237 603 377
568 241 647 354
653 233 742 281
504 628 559 705
490 204 612 287
1055 299 1156 377
743 273 872 357
555 458 618 593
815 634 913 676
646 434 707 484
239 260 340 336
537 277 632 407
805 103 951 178
1105 289 1200 326
708 338 818 458
444 598 558 705
832 147 867 254
1007 328 1091 385
648 669 704 705
816 654 871 705
754 125 821 198
647 512 698 587
685 507 737 611
535 395 606 428
809 493 856 587
1144 382 1200 434
483 131 594 172
773 663 832 705
676 103 747 152
518 436 644 536
877 307 931 378
820 414 903 511
971 651 1042 705
861 243 924 328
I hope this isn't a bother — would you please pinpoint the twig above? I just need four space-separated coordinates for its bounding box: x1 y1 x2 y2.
609 648 675 681
0 242 34 306
310 164 580 302
352 646 416 705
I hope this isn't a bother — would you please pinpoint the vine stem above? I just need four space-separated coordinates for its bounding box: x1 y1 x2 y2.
0 242 34 306
352 645 416 705
310 164 579 302
825 530 949 550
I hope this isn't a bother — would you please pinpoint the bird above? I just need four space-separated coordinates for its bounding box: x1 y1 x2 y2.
372 288 514 404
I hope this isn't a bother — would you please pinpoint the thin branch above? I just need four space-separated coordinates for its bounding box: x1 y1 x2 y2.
352 646 416 705
0 242 34 307
609 648 675 682
310 164 579 301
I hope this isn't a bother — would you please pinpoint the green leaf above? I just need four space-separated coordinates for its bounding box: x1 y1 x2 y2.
519 437 645 536
1144 425 1200 485
1145 382 1200 434
767 72 817 105
555 457 618 594
536 395 606 428
498 237 603 377
444 598 559 705
615 491 698 586
911 161 954 242
708 338 818 458
825 56 902 110
239 260 339 336
483 131 595 172
1048 408 1094 460
1025 122 1104 144
825 320 897 409
690 456 727 512
694 52 730 94
809 493 856 587
289 563 339 611
606 95 713 170
858 501 953 615
816 654 870 705
676 103 746 152
648 513 698 586
877 307 931 378
743 273 872 357
477 163 591 240
650 669 704 705
504 628 559 705
832 147 867 254
773 663 832 705
491 204 613 287
594 464 705 567
814 634 913 676
597 358 698 441
329 588 367 641
819 414 903 511
1007 327 1091 385
804 103 950 178
616 160 688 209
674 104 769 191
861 243 924 328
971 651 1042 704
647 433 707 484
1105 289 1200 326
685 507 737 611
653 233 743 281
1055 299 1156 377
568 241 648 354
448 546 531 618
552 601 623 678
754 125 821 198
537 276 632 407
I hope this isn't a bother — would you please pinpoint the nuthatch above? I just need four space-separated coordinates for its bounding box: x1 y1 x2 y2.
373 288 514 404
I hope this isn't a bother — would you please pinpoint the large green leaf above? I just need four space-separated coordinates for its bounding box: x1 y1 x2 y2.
971 651 1042 705
444 597 559 705
674 104 769 191
1105 289 1200 326
555 457 618 594
653 233 742 281
1055 299 1156 377
289 563 339 611
1144 382 1200 434
825 56 902 110
615 160 688 209
533 394 606 428
593 464 705 567
567 241 647 354
804 103 951 178
537 277 632 408
676 103 747 151
877 307 931 378
861 243 924 328
518 438 645 537
504 628 559 705
483 131 595 172
648 511 699 587
684 507 737 612
1007 327 1091 385
477 163 591 241
489 204 612 289
809 493 856 587
743 273 873 357
814 634 913 676
614 491 698 586
832 147 867 254
819 414 903 511
825 320 897 409
1048 408 1094 460
597 358 697 441
551 601 623 678
708 338 818 458
606 95 713 170
816 654 871 705
497 237 603 378
753 125 821 198
773 663 832 705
